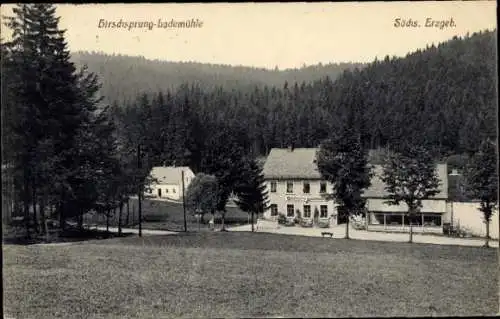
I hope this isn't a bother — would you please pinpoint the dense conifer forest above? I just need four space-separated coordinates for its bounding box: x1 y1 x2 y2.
111 30 497 173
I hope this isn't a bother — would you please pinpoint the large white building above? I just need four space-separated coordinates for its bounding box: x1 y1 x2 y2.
262 147 449 233
262 147 338 225
146 166 195 201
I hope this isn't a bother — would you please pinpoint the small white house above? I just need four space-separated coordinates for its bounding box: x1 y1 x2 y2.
147 166 195 201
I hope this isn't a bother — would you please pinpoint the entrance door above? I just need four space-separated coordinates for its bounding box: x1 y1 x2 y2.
158 188 162 197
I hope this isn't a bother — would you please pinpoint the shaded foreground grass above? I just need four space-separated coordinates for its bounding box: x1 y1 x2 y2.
4 232 498 318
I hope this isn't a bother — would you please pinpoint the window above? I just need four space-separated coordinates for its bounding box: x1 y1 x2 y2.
173 188 176 193
270 181 277 193
320 182 327 194
368 212 385 225
320 205 328 218
158 188 162 197
303 182 310 194
286 181 294 193
303 205 311 218
270 204 278 216
165 188 169 193
405 213 423 226
386 213 403 226
287 204 294 217
423 213 442 227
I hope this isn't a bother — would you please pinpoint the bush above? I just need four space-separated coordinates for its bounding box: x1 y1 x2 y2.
294 209 302 224
317 219 330 228
277 213 287 225
284 218 295 227
300 219 313 227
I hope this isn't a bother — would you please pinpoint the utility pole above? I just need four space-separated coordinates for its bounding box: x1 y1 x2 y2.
137 144 142 237
182 170 187 232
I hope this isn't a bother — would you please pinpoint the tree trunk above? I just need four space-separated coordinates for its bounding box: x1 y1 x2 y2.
118 201 123 236
40 197 46 235
78 209 84 231
485 219 490 248
221 211 226 231
408 210 414 243
409 223 413 243
106 208 110 233
32 185 38 234
59 192 66 231
251 211 254 232
23 174 30 239
345 216 350 239
126 198 130 226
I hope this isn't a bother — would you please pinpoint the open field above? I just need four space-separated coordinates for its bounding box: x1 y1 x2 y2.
82 198 251 231
3 232 498 318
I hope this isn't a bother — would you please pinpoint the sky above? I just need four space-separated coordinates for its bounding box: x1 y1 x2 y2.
1 2 497 70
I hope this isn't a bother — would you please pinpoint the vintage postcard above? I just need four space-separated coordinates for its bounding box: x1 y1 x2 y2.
1 2 498 318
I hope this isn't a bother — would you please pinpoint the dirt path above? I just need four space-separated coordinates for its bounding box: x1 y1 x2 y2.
229 220 500 248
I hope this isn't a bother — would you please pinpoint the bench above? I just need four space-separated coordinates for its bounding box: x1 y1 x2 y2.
321 232 333 238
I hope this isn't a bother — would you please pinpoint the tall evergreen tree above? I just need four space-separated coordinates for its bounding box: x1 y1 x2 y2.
3 4 112 236
234 159 269 232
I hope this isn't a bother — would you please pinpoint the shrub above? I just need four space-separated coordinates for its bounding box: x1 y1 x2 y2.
300 219 313 227
317 219 330 228
284 218 295 226
277 213 287 225
294 209 302 224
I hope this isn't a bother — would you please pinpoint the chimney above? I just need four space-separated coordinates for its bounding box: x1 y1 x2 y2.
288 144 294 152
163 161 167 167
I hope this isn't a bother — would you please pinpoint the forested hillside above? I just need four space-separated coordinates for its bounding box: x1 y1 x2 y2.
71 51 365 104
112 30 497 173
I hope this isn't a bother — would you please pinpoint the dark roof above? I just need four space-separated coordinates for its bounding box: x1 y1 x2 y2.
263 148 322 179
363 164 448 199
263 147 448 199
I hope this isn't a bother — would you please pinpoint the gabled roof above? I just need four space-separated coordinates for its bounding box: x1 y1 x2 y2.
263 147 448 199
150 166 193 185
363 164 448 199
263 148 322 179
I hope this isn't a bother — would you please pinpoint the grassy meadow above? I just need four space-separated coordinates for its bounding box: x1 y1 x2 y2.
3 232 498 318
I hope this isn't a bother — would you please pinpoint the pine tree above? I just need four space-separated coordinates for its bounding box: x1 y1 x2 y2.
234 159 269 232
3 4 111 236
201 123 248 230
